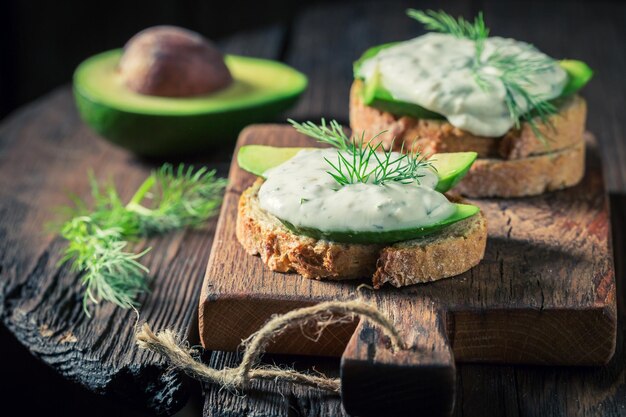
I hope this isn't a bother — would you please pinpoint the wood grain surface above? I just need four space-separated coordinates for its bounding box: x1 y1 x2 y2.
0 25 282 416
205 194 624 417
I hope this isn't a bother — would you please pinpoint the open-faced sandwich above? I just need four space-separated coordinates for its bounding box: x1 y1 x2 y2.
351 10 593 197
235 120 487 288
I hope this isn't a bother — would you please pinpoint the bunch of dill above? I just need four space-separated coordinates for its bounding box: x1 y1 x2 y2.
57 164 226 315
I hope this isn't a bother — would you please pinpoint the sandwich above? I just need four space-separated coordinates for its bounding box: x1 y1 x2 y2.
350 10 593 197
235 120 487 288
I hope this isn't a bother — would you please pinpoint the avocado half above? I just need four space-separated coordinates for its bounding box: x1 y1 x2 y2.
74 49 308 156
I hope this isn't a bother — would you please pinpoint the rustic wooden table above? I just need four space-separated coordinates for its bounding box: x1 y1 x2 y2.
1 1 624 416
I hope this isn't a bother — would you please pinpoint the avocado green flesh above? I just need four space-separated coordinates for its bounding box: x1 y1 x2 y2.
237 145 306 177
559 60 594 96
430 152 477 193
238 145 476 193
363 66 445 119
354 43 593 120
281 203 479 244
238 144 479 243
73 49 307 156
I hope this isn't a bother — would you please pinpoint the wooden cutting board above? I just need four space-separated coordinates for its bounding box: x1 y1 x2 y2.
199 125 615 416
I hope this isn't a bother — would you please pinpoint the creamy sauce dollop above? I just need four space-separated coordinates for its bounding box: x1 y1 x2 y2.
357 33 567 137
258 148 455 233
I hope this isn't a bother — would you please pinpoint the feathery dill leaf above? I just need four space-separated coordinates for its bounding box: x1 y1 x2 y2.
288 118 351 150
407 9 489 41
477 49 558 135
60 218 149 313
128 165 227 234
290 119 433 186
57 164 226 315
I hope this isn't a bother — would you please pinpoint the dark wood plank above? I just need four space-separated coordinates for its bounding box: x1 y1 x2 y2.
204 351 343 417
453 193 626 417
0 88 194 415
341 294 455 416
0 25 285 416
204 192 624 417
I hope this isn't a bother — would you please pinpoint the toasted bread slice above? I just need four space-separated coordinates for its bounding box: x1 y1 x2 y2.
349 79 586 160
456 140 585 198
236 179 487 288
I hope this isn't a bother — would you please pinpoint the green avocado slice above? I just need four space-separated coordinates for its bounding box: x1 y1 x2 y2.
73 49 307 156
237 145 306 177
430 152 477 193
354 43 593 120
238 145 479 244
559 60 594 97
362 66 445 119
237 145 476 193
281 203 479 244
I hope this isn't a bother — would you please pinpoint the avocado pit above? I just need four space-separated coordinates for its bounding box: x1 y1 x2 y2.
118 26 233 97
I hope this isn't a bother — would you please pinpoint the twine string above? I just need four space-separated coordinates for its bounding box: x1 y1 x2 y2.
136 300 405 393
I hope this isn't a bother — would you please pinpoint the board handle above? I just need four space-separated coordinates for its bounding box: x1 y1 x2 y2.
340 297 455 416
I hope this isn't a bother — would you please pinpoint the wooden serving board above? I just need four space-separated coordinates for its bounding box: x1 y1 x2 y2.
199 125 616 416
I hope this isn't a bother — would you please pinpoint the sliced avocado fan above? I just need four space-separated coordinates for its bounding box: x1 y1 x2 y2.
237 145 479 244
353 43 593 120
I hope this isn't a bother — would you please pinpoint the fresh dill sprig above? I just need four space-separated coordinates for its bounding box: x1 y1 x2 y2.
372 148 431 185
288 118 351 150
323 140 380 186
407 9 489 41
57 164 227 315
60 218 149 313
477 49 558 135
127 165 227 234
407 9 558 139
289 119 433 187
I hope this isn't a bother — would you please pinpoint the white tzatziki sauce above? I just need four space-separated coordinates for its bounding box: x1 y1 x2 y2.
357 33 567 137
258 148 455 232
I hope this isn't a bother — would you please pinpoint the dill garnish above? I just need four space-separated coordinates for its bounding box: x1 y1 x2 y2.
477 51 558 136
288 119 432 187
407 9 489 41
288 118 351 150
407 9 559 138
57 164 226 315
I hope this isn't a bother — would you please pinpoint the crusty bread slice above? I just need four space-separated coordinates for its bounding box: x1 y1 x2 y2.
455 140 585 198
350 79 586 160
236 178 487 288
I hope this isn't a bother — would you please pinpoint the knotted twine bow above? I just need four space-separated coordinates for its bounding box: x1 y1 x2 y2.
136 300 405 393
